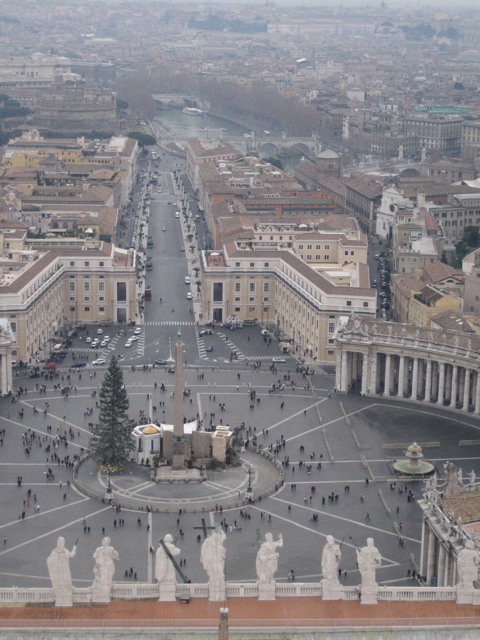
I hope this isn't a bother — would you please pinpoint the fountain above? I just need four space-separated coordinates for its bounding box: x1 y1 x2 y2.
392 442 435 477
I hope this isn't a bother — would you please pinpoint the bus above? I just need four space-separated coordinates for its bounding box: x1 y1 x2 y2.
144 288 152 301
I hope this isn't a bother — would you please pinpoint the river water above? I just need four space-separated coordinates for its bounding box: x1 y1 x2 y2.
154 107 301 170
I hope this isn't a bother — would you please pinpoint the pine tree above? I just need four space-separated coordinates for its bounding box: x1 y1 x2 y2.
90 356 132 468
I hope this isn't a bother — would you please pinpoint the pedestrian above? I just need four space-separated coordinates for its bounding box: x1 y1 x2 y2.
365 513 370 521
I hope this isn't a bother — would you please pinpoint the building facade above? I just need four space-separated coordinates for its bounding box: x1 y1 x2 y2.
335 316 480 414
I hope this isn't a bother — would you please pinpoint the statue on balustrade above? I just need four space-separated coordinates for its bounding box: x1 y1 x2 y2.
256 533 283 586
357 538 381 589
457 540 480 590
47 536 77 592
321 535 341 586
201 523 227 601
156 534 181 601
93 537 119 588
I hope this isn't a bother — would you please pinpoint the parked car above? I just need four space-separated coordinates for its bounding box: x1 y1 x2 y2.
155 359 168 365
134 327 142 335
186 292 193 300
96 328 104 335
72 363 87 369
92 358 106 366
206 345 213 352
198 329 213 337
272 356 286 363
85 337 92 343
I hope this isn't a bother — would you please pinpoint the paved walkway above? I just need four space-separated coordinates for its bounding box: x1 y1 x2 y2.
75 448 281 511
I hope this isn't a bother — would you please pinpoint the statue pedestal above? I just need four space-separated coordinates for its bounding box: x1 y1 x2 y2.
258 581 276 601
208 579 225 602
54 589 73 607
360 586 378 605
159 583 177 602
322 580 343 600
92 585 111 603
456 587 475 604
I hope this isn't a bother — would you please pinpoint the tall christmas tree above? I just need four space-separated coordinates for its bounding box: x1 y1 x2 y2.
90 356 132 468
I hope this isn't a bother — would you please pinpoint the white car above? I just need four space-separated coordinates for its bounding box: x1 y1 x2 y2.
272 356 286 363
100 340 108 347
134 327 142 335
96 328 104 335
91 339 99 347
86 337 92 343
103 336 110 342
186 292 193 300
92 358 106 366
129 335 139 342
125 340 133 348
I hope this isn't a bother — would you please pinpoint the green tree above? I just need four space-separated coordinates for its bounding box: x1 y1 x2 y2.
90 356 132 468
127 131 156 147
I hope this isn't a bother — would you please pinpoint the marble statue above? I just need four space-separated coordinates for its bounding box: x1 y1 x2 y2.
357 538 382 589
457 540 480 590
47 537 77 606
256 533 283 586
321 535 341 585
201 523 227 601
458 468 463 485
156 534 181 601
93 537 119 588
470 470 476 488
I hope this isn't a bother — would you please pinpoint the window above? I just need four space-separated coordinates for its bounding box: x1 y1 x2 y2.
235 307 240 312
345 251 349 256
263 297 269 302
249 282 256 293
363 302 368 307
328 322 335 333
328 350 334 356
263 282 270 293
99 306 105 312
70 307 75 312
98 281 105 292
84 296 90 302
84 306 90 312
85 261 90 267
307 245 312 250
346 301 352 307
99 262 104 267
325 255 329 261
250 263 255 268
213 283 223 302
316 255 320 260
235 283 241 292
328 338 335 344
249 307 255 312
83 281 90 293
249 297 255 302
325 245 329 250
117 282 126 302
99 296 105 302
264 262 269 267
298 244 304 250
234 297 240 302
10 321 16 333
69 281 76 292
70 261 75 267
235 262 240 267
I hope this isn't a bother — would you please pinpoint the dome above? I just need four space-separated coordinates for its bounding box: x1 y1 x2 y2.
142 426 158 435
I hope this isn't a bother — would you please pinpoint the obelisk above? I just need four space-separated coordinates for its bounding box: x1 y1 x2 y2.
172 330 185 470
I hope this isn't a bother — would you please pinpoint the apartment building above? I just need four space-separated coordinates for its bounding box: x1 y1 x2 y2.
200 244 376 363
0 238 136 363
402 115 463 153
409 285 462 327
429 194 480 250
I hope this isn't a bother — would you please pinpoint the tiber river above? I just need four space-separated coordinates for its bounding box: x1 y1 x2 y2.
154 108 302 170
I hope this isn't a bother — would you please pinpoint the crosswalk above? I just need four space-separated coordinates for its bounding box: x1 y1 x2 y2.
146 321 195 326
217 332 246 360
245 355 292 362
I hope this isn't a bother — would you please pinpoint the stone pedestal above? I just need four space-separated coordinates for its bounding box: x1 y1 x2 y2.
456 587 475 605
360 587 378 605
159 583 177 602
322 580 343 600
208 578 225 602
92 585 111 603
258 581 276 601
54 589 73 607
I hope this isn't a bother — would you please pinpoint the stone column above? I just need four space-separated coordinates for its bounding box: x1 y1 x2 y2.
5 352 12 394
361 352 369 396
427 527 436 584
340 350 348 393
397 355 405 397
0 354 7 396
451 365 458 408
335 348 342 391
437 545 446 587
384 354 391 396
445 364 453 403
370 351 377 395
474 373 480 415
437 362 445 406
411 357 419 400
418 359 425 397
424 360 432 403
463 368 471 412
